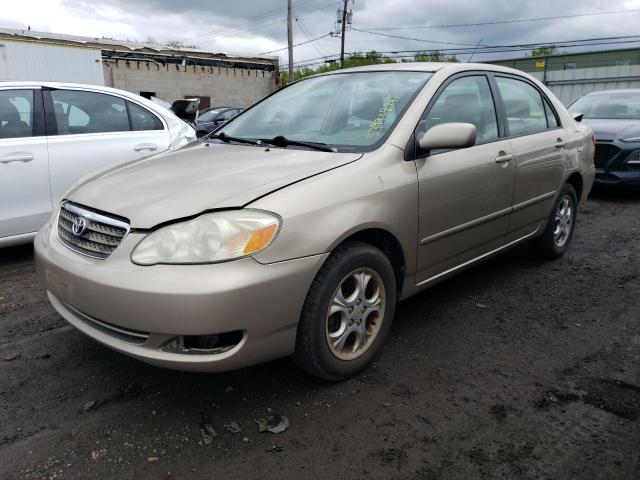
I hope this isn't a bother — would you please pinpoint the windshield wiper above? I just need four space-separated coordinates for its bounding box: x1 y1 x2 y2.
259 135 337 152
208 132 263 146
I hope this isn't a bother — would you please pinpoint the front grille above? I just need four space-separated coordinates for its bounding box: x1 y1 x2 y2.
57 202 129 259
594 144 621 169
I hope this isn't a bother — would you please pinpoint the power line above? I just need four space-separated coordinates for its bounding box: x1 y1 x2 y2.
261 33 333 54
359 9 640 31
281 35 640 69
183 0 332 43
295 9 331 57
351 28 486 47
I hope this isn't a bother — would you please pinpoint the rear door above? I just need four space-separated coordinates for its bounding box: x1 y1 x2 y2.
0 87 51 240
43 88 171 203
492 75 566 242
414 73 516 284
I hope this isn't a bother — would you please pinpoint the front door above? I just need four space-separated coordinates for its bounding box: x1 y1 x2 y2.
414 74 516 284
0 88 51 240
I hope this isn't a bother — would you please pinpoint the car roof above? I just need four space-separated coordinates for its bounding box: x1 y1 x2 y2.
314 62 541 80
0 80 177 119
584 89 640 96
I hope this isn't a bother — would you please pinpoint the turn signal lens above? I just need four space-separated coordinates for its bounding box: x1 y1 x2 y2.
243 224 278 255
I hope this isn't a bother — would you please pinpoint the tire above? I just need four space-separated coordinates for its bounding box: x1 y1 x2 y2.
293 241 397 381
530 183 578 260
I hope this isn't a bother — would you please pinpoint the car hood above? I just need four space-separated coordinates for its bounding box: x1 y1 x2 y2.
67 141 362 229
582 118 640 141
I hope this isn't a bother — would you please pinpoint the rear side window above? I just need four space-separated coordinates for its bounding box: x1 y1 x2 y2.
420 75 499 144
50 90 130 135
0 89 33 139
127 101 163 131
543 98 560 128
496 77 547 136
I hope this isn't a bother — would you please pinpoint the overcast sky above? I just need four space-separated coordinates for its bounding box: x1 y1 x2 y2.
2 0 640 67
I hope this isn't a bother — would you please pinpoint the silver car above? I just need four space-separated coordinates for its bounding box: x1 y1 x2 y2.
0 82 196 247
35 63 595 380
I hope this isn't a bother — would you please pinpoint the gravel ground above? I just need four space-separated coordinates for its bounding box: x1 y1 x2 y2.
1 191 639 480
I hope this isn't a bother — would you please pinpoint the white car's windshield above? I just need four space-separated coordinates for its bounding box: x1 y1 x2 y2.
569 92 640 120
218 71 432 151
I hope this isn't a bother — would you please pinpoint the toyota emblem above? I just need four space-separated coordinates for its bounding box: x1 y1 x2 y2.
72 217 87 236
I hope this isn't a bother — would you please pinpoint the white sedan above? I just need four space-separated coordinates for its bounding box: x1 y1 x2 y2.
0 82 196 247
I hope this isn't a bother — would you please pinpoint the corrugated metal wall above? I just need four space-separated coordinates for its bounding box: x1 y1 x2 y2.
544 65 640 105
486 48 640 105
0 40 104 85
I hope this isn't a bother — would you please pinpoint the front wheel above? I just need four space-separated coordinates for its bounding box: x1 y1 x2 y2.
293 241 396 381
530 183 578 260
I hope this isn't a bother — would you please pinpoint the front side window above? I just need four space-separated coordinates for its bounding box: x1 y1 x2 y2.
51 90 129 135
496 77 547 136
219 71 432 151
419 75 499 144
0 89 33 139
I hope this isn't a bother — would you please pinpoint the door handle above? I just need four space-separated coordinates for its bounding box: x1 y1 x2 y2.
134 143 158 152
0 152 34 164
555 139 567 148
495 153 515 164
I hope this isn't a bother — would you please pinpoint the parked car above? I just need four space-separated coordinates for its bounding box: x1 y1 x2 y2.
195 107 244 137
0 82 196 247
569 89 640 189
35 63 595 380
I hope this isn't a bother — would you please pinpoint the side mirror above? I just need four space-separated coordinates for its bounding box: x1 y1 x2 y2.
418 122 476 152
571 112 584 123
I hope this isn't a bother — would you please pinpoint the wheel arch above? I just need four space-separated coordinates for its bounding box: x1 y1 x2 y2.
330 227 406 299
566 172 584 203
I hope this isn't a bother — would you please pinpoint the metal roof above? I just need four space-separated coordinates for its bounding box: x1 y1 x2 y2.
0 27 278 65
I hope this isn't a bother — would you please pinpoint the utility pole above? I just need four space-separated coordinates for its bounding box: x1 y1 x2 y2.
287 0 294 81
339 0 348 68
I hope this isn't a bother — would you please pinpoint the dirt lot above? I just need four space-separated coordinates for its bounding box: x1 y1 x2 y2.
1 191 639 480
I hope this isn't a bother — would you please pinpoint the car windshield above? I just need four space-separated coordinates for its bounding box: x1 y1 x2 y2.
198 109 223 123
217 71 432 151
569 92 640 119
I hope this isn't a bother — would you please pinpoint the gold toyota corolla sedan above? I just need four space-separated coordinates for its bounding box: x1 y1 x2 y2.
35 63 595 380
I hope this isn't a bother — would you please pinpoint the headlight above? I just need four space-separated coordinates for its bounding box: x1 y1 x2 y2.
626 150 640 164
131 210 280 265
621 137 640 143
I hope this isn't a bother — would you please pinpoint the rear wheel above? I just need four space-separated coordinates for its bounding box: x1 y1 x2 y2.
293 241 396 381
530 183 578 260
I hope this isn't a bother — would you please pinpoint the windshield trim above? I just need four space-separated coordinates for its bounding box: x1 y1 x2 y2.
215 71 433 153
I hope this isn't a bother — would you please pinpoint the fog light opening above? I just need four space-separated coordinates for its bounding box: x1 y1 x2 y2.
162 331 244 355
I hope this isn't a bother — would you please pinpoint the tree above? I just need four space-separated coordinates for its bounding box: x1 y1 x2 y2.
281 50 397 85
166 39 198 50
530 45 557 57
413 51 459 63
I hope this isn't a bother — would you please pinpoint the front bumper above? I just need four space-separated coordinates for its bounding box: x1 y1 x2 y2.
594 143 640 188
595 169 640 188
35 223 327 372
